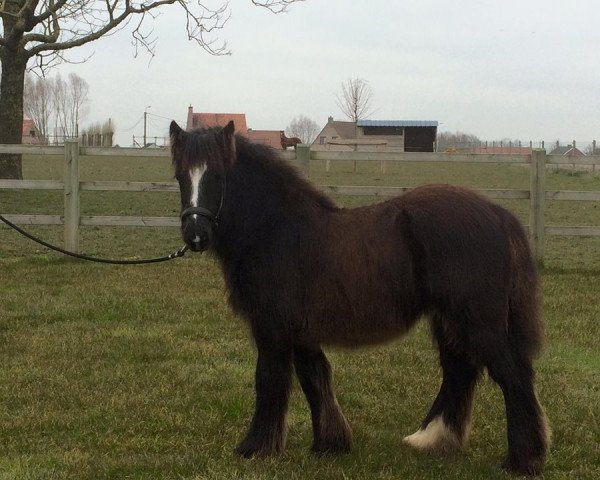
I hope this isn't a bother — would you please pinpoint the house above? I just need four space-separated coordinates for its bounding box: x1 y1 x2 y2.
247 129 283 149
312 116 438 152
548 144 586 156
22 119 45 145
312 117 357 151
185 106 282 149
186 106 248 137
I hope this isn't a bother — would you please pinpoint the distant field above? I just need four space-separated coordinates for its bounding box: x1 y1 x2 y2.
0 155 599 479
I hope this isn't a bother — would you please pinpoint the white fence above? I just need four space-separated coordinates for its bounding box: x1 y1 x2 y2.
1 142 600 264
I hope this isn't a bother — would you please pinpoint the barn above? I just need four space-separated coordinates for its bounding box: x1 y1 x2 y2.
312 116 438 152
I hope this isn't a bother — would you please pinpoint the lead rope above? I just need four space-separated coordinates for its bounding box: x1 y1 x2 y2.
0 214 188 265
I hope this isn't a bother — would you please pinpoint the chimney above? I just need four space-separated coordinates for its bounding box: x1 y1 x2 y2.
328 116 334 124
186 105 193 130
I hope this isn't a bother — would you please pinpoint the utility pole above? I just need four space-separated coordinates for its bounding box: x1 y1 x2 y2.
143 106 151 147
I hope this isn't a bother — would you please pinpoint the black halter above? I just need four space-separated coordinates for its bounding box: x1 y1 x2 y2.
180 176 226 227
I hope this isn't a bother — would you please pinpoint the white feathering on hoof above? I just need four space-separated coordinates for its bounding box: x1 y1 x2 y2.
403 416 462 453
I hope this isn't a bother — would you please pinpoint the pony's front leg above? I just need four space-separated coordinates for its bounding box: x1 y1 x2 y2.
294 345 352 453
236 342 293 458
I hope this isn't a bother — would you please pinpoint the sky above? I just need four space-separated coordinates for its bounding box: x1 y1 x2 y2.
45 0 600 147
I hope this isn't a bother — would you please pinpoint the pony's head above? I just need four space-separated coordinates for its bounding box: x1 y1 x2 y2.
170 120 236 252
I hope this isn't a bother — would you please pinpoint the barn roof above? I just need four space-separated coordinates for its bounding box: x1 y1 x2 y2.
357 120 438 128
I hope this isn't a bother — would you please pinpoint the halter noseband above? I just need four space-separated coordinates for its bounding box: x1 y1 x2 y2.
180 176 226 227
180 206 216 223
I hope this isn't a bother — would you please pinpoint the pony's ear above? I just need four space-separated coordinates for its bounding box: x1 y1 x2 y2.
170 121 183 141
222 120 236 167
170 120 182 136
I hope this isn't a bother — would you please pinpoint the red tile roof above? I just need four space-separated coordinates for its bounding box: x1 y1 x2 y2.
247 129 283 149
188 111 248 137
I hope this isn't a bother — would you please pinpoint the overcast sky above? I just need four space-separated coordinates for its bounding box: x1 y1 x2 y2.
49 0 600 146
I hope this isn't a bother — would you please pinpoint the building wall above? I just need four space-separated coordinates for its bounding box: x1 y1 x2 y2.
356 126 405 150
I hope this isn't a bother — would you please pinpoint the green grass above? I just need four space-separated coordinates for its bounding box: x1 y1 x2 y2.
0 156 599 479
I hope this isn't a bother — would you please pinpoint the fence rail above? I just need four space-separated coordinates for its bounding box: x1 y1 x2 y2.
2 142 600 264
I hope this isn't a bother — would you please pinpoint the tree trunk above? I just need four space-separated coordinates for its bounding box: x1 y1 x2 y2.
0 49 27 179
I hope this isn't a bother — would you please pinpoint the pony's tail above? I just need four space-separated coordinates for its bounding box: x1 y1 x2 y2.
502 209 544 359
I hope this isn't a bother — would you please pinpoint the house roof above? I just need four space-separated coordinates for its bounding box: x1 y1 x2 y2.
327 121 357 139
247 129 282 149
189 112 248 137
358 120 439 128
548 146 585 156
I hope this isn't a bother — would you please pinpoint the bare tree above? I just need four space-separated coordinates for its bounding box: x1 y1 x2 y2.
53 72 89 138
23 74 53 142
0 0 304 178
336 77 374 122
286 115 320 144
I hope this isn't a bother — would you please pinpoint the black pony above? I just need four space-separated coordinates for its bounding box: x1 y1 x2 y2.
169 120 550 475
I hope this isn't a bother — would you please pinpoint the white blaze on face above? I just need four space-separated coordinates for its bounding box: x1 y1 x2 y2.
188 166 207 246
189 166 206 208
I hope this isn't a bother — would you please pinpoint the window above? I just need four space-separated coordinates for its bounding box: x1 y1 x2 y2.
319 136 325 145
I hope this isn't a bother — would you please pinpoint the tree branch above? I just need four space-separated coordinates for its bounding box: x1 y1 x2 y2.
13 0 304 69
251 0 304 14
30 0 69 27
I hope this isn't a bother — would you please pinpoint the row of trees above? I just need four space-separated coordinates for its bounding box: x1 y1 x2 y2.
437 132 531 152
81 120 115 147
24 73 89 143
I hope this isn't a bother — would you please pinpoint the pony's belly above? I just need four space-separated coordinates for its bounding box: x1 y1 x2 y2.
305 311 420 348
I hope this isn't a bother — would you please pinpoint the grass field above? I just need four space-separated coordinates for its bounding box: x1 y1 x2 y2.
1 155 599 479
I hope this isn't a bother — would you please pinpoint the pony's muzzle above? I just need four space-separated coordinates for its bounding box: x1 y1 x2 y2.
181 213 214 252
181 208 214 252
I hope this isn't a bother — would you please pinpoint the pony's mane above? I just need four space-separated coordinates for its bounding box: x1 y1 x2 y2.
232 134 337 212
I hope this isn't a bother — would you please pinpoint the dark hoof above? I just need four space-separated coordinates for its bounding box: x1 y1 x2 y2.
311 441 352 455
235 437 282 459
502 456 545 476
311 432 352 455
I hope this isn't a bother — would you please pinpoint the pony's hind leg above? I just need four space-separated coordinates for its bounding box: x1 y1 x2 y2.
403 325 481 453
235 343 293 458
485 347 550 476
293 345 352 453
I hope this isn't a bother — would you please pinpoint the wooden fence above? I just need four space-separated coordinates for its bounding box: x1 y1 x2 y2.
1 142 600 264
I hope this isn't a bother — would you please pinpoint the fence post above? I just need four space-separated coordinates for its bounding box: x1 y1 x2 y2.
529 149 546 266
64 139 80 253
296 144 310 178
